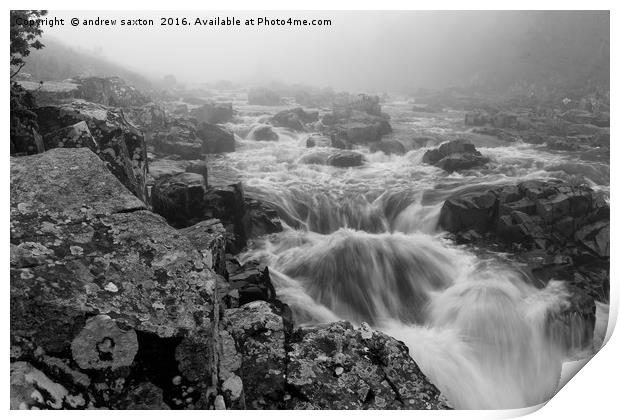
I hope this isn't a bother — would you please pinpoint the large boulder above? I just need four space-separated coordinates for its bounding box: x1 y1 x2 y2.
151 172 207 228
422 140 489 173
10 148 219 409
36 100 148 202
197 122 235 154
249 124 278 141
321 109 392 145
285 321 449 409
369 139 406 155
190 102 233 124
327 151 365 168
151 119 203 159
270 107 319 131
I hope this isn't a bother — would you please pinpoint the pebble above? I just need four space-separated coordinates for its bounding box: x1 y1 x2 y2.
172 375 182 386
335 367 344 376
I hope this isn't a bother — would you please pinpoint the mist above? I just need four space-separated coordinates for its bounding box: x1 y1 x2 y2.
36 10 609 93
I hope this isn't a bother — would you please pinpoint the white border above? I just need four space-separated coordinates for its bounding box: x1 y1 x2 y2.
3 2 616 419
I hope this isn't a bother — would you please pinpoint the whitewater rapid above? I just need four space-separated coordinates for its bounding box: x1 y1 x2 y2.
210 96 609 409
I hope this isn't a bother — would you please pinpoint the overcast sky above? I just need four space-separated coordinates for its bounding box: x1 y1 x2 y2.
40 10 608 92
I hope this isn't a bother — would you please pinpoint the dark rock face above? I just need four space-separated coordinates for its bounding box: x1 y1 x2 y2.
321 109 392 145
36 100 148 202
190 102 233 124
197 122 235 154
370 139 406 155
439 180 609 302
202 180 283 253
250 124 279 141
152 172 207 228
327 151 365 167
247 88 281 106
270 107 319 131
422 140 489 172
225 261 277 307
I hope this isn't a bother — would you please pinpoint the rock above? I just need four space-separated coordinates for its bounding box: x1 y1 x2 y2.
147 158 205 183
36 100 148 202
242 198 283 240
369 139 406 155
152 172 207 228
180 219 228 277
299 150 330 165
222 301 290 409
247 88 281 106
575 221 610 258
10 148 222 408
71 315 139 370
249 124 278 141
270 108 319 131
438 190 498 234
116 382 170 409
42 121 97 150
225 261 277 307
16 80 81 105
285 321 449 409
151 119 203 160
422 140 489 172
185 161 209 185
125 103 168 133
322 109 392 145
73 76 150 107
190 102 233 124
11 361 83 409
11 148 216 347
327 151 365 168
197 122 235 154
306 134 331 148
439 179 609 304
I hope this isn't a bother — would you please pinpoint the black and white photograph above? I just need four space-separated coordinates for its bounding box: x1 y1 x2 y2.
8 4 613 413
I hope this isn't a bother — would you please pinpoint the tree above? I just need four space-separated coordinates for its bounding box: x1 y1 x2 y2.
10 10 47 78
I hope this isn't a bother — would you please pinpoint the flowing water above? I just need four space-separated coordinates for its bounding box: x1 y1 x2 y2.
208 95 610 409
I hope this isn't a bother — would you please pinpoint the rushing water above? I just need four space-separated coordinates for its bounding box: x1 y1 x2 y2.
209 95 610 409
